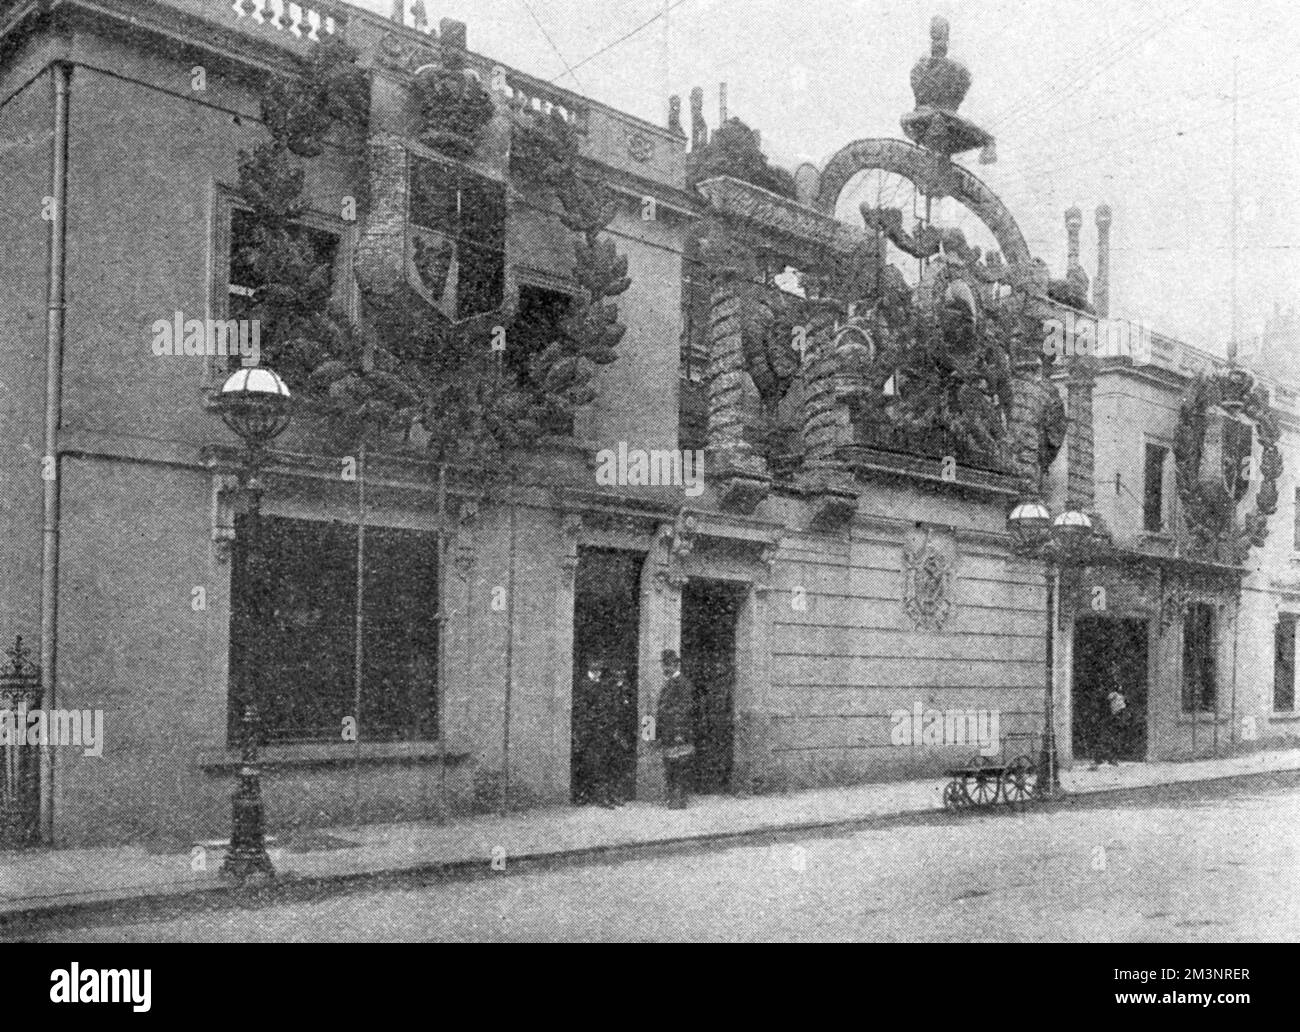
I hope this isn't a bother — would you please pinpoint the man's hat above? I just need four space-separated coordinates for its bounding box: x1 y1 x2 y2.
661 649 680 664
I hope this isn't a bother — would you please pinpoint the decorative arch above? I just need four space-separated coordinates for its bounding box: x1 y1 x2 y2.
813 138 1032 270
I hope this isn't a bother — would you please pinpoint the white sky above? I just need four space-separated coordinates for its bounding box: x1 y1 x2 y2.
348 0 1300 354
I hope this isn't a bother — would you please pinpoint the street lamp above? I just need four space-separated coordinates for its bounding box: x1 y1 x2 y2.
213 366 292 881
1008 499 1094 799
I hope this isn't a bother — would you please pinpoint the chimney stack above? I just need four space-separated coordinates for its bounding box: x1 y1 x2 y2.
1094 204 1112 318
1065 206 1082 273
719 82 727 126
668 95 684 137
689 86 707 150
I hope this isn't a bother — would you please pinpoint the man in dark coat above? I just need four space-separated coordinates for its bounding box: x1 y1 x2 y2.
655 649 695 809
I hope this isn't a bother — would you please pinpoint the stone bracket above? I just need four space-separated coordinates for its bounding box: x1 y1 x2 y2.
799 467 859 533
453 499 479 580
709 447 771 514
211 473 242 564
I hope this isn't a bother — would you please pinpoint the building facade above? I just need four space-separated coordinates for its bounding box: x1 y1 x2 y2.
0 1 1294 849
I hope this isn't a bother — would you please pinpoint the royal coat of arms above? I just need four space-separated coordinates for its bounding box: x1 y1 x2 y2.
902 527 955 631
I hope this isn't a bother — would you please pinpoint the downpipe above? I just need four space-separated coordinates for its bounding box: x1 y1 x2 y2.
39 61 70 846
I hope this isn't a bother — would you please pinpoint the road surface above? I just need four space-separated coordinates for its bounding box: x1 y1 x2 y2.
22 780 1300 941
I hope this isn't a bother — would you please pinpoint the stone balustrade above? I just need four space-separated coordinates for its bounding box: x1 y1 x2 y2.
493 68 590 134
228 0 345 41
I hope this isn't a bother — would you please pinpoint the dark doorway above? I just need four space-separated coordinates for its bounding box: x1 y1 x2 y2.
571 548 641 804
681 579 744 794
1071 617 1149 762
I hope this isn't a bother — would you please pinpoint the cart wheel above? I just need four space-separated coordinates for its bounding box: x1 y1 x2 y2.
962 766 1000 807
942 781 965 811
1000 755 1037 805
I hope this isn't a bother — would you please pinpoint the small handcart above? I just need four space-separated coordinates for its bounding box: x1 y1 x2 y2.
941 753 1039 810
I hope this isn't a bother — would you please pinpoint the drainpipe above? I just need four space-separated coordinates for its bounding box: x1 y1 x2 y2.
499 499 517 815
40 62 71 846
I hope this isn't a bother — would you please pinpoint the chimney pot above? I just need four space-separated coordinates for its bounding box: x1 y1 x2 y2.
1065 206 1082 269
689 86 707 150
1094 203 1112 318
668 95 684 137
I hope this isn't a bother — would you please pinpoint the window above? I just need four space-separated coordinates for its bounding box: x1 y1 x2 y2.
509 284 572 390
229 516 440 744
1276 615 1297 713
409 155 506 319
509 284 575 435
1181 602 1217 713
1143 444 1167 532
227 206 340 372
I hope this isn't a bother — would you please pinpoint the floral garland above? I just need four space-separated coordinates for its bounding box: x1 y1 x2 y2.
1172 370 1282 564
507 108 630 432
841 258 1022 470
236 39 629 460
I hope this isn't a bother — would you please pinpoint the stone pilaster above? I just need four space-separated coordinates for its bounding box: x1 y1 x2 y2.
636 523 683 801
354 72 412 299
549 513 582 803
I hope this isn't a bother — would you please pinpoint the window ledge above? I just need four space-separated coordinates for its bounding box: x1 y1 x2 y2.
198 741 471 774
1268 712 1300 722
1175 713 1230 725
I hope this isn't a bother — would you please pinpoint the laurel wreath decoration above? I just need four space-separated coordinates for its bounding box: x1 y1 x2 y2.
507 108 630 433
235 40 629 458
1172 370 1282 564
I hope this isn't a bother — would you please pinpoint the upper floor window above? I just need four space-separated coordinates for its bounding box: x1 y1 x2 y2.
1276 614 1297 713
409 155 506 320
1143 444 1167 532
226 204 342 374
509 284 572 389
509 283 577 436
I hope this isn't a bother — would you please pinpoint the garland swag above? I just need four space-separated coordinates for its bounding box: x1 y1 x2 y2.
234 41 629 459
1173 371 1282 564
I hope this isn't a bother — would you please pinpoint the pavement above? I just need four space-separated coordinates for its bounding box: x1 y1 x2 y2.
3 747 1299 928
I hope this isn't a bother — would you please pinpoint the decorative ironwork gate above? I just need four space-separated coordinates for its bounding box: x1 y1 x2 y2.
0 636 41 848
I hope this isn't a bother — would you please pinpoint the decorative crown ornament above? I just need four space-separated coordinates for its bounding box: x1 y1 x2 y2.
901 16 994 158
909 17 970 112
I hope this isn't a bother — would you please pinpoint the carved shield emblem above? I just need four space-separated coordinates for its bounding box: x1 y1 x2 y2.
408 155 507 323
903 527 955 631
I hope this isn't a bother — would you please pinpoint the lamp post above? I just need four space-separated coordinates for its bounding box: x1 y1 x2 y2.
1008 499 1094 799
213 367 292 880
